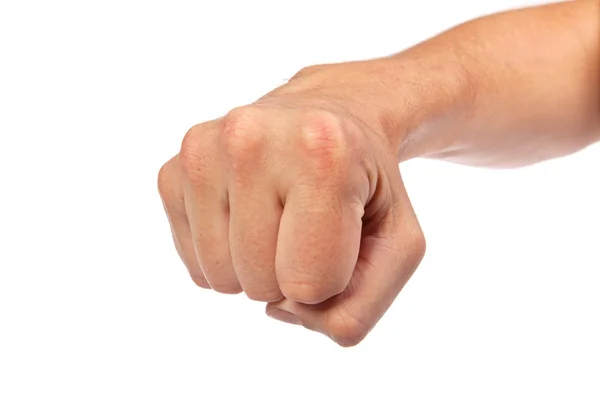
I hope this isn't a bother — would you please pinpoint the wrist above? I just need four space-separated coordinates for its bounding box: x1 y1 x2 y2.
278 49 475 161
380 47 476 161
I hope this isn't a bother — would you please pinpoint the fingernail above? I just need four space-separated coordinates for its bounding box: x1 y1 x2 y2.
268 308 302 325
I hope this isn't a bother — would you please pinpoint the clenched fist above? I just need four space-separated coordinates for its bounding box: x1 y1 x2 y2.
157 0 600 347
158 65 426 346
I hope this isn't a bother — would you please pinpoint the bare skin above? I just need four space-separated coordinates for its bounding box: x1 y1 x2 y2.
158 0 599 346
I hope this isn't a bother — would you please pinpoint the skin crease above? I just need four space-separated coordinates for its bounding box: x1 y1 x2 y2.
158 0 600 347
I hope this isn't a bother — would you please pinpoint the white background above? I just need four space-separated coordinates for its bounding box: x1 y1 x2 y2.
1 0 598 399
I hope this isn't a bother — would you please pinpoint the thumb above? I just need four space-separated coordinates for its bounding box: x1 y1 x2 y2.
267 178 426 347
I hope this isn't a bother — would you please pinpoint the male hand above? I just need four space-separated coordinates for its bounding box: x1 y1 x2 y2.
158 0 600 346
158 65 426 346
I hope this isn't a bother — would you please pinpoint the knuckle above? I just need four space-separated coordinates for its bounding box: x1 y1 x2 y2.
326 309 370 348
280 280 341 305
178 125 204 178
299 111 352 173
300 111 345 151
221 106 267 162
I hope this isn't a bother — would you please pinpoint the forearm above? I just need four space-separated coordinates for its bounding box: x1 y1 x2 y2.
282 1 599 168
395 0 600 167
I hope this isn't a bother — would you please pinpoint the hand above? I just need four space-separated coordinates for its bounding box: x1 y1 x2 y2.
158 68 426 346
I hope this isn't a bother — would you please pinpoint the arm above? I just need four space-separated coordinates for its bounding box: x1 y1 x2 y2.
283 0 600 167
159 0 599 347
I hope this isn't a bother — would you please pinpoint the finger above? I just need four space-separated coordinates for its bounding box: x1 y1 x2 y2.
269 179 426 347
158 155 209 288
226 130 283 301
275 116 367 305
179 122 242 294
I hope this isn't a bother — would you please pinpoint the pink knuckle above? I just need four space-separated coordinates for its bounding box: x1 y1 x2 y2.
300 111 344 151
326 310 370 347
222 106 267 161
299 111 352 172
